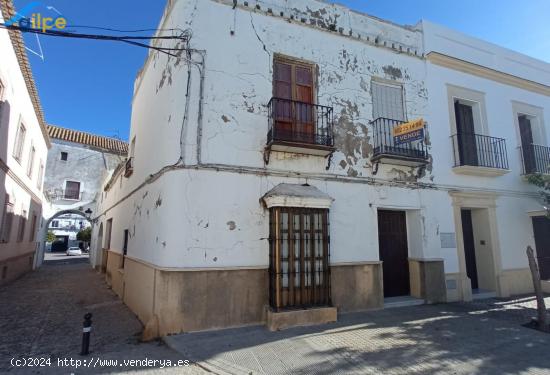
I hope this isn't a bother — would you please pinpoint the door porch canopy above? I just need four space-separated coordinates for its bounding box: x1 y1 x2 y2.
262 183 333 209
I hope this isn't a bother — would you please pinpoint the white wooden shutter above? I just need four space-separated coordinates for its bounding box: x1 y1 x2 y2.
372 82 405 121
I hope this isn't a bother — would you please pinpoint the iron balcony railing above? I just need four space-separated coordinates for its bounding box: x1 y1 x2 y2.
451 133 509 169
63 189 81 200
267 97 334 147
371 117 429 161
519 144 550 175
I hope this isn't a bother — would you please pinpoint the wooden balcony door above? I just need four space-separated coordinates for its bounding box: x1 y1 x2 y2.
455 101 479 166
519 115 536 174
532 216 550 280
273 58 315 143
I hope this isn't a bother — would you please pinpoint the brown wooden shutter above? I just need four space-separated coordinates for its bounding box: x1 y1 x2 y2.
273 58 315 142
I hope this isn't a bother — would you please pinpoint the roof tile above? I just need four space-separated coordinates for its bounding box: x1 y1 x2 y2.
47 125 128 154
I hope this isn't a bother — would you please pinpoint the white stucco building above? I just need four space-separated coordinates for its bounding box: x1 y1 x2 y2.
40 125 126 255
91 0 550 336
0 0 50 285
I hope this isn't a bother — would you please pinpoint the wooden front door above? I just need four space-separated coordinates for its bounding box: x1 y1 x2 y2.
455 101 479 166
273 59 315 143
461 210 479 289
519 115 536 174
533 216 550 280
378 210 410 297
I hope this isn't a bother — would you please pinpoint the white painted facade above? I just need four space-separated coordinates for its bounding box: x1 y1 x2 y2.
0 4 50 284
40 134 124 257
92 0 550 310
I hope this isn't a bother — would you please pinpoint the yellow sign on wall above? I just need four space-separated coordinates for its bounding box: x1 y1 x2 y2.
392 118 425 137
392 118 425 145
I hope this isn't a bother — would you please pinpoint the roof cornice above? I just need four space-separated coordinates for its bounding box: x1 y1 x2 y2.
47 124 129 155
0 0 51 148
427 52 550 96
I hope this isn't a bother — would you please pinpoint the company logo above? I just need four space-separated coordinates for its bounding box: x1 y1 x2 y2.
5 1 67 32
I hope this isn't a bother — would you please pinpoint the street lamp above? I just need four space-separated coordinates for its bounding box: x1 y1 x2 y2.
85 208 93 220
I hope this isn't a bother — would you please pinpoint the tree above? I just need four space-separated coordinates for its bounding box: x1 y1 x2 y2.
77 227 92 242
528 174 550 217
46 231 56 243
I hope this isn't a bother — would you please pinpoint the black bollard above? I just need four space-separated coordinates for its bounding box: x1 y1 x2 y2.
81 313 92 355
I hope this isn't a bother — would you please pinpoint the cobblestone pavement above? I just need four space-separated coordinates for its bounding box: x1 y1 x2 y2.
0 258 209 374
454 294 550 325
4 260 550 375
166 297 550 375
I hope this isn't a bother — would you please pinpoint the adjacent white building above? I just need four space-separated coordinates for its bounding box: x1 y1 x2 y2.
91 0 550 337
40 125 126 256
422 21 550 301
0 0 50 285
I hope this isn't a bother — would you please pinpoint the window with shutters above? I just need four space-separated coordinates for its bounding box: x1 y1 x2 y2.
37 161 44 190
0 79 5 130
266 56 334 158
0 195 14 243
269 207 331 310
27 144 35 178
0 79 5 101
17 209 27 242
372 81 405 122
370 80 428 165
64 181 81 200
273 58 315 142
13 122 26 162
29 213 37 242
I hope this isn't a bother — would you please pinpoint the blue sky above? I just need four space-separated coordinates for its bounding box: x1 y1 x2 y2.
15 0 550 141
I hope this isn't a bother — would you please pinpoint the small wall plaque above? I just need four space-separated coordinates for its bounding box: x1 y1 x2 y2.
446 279 458 290
440 232 456 248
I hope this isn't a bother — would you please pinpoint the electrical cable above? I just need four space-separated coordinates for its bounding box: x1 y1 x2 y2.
64 25 188 35
0 23 191 57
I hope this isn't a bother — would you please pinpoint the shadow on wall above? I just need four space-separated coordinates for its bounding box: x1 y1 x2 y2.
0 99 11 204
170 303 550 374
0 100 44 284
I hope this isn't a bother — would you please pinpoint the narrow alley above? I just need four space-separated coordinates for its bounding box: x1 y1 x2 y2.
0 257 207 374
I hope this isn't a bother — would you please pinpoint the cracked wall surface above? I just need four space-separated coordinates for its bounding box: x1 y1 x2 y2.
191 0 431 182
91 0 549 279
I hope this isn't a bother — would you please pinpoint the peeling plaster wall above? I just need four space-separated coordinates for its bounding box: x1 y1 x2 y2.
44 140 122 212
192 0 429 180
93 0 550 293
93 0 443 271
96 168 458 269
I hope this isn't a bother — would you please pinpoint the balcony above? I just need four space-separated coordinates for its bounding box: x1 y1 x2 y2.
370 117 429 167
520 144 550 175
62 190 81 201
265 98 334 161
124 157 134 177
451 133 510 176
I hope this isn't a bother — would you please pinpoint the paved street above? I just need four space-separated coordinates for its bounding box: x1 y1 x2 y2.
0 258 208 374
43 252 91 264
165 297 550 375
2 258 550 374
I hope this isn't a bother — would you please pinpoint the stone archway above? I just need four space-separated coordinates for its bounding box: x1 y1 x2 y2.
37 209 92 266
